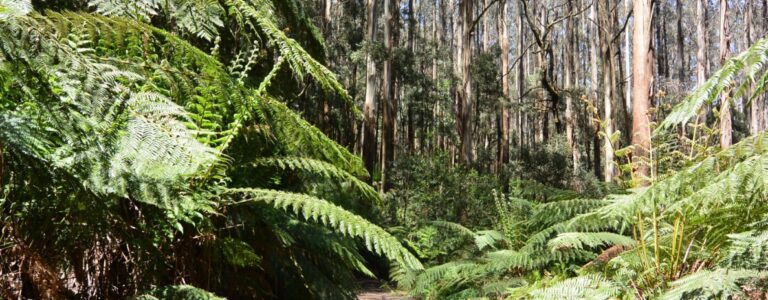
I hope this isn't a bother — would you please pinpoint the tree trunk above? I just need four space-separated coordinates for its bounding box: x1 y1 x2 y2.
676 0 685 81
517 0 526 154
598 0 615 183
498 0 510 176
590 0 602 179
565 0 579 174
457 0 475 165
719 0 731 149
632 0 654 185
625 0 632 115
407 0 416 152
695 0 708 126
363 0 378 176
381 0 397 191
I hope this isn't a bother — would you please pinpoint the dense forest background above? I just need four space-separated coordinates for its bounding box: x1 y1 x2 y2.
2 0 768 299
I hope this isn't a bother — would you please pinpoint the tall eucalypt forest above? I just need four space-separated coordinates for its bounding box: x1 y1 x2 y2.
1 0 768 300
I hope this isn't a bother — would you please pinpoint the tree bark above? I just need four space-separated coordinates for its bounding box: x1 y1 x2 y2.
517 0 526 154
381 0 397 191
590 0 602 179
632 0 654 185
695 0 708 126
363 0 379 176
565 0 579 174
676 0 685 81
598 0 615 182
498 0 510 175
719 0 731 149
457 0 475 165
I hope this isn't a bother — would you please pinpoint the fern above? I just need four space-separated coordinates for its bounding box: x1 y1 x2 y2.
661 268 767 300
525 274 621 300
659 36 768 131
248 156 378 203
224 188 422 270
548 232 636 252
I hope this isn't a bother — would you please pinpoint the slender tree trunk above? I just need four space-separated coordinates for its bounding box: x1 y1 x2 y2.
565 0 579 174
696 0 708 125
598 0 615 182
484 0 492 52
381 0 398 191
363 0 379 176
498 0 510 177
625 0 632 114
457 0 475 165
407 0 416 152
632 0 654 185
590 0 602 179
517 1 526 154
719 0 731 149
676 0 685 81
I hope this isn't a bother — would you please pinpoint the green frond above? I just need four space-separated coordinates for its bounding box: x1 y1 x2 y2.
248 156 378 203
526 274 621 300
548 232 636 252
485 250 543 271
661 268 767 300
223 188 422 270
226 0 356 113
659 36 768 131
256 97 368 177
89 0 225 41
529 198 607 228
0 12 218 214
723 231 768 269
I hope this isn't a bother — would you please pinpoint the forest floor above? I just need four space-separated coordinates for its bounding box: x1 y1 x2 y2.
356 280 414 300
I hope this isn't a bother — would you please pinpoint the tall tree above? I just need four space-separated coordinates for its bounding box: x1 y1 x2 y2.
457 0 475 165
381 0 398 191
598 0 615 182
517 0 527 153
565 0 579 174
589 0 602 179
498 0 511 174
718 0 731 149
675 0 685 81
632 0 654 184
694 0 708 130
363 0 379 174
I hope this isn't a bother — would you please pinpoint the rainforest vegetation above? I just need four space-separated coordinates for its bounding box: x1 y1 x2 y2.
1 0 768 299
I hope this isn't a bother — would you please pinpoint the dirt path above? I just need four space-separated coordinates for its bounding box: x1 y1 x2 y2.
356 280 414 300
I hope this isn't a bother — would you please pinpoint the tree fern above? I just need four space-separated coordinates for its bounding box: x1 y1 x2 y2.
248 156 377 203
223 188 422 270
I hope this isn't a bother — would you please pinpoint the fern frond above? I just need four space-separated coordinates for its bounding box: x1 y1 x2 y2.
224 188 422 270
723 231 768 269
548 232 636 252
526 274 621 300
248 156 378 203
226 0 356 113
661 268 767 300
659 36 768 131
256 97 367 177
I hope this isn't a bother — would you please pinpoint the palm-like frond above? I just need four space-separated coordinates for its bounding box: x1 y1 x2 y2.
659 37 768 131
661 268 767 300
224 188 422 270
